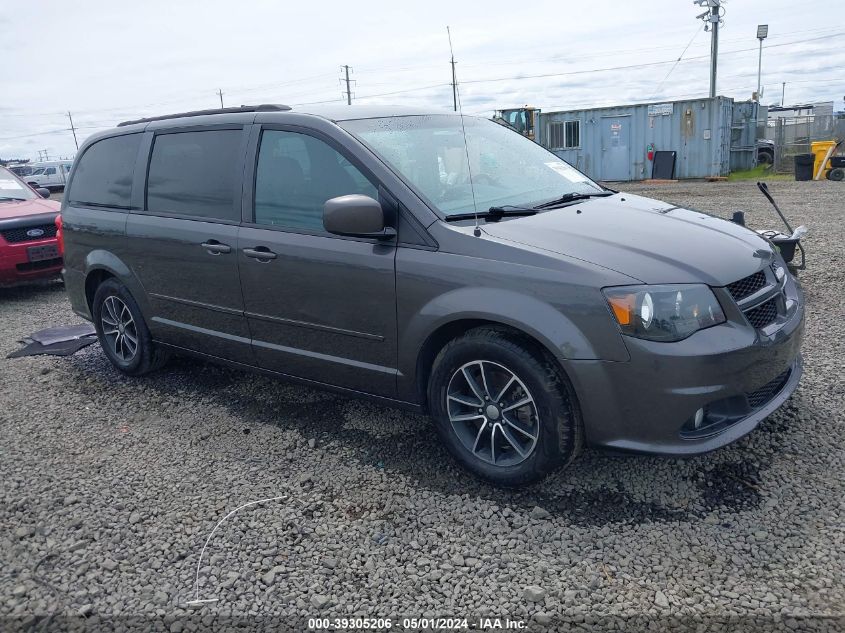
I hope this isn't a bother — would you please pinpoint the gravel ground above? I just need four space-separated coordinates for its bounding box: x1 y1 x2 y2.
1 180 843 632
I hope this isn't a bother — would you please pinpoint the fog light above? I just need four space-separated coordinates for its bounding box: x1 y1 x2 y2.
693 408 705 429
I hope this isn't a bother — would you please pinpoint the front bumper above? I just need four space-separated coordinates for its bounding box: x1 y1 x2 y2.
0 238 63 286
565 279 805 455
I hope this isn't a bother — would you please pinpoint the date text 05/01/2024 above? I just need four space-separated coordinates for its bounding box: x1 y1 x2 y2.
308 617 527 630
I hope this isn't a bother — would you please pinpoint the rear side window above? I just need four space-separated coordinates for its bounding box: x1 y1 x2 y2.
68 134 141 208
146 130 241 222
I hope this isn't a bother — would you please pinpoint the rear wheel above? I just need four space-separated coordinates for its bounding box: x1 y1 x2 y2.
92 279 169 376
827 168 844 182
428 327 583 486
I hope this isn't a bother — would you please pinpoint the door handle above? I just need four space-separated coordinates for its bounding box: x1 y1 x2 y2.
243 247 277 261
201 241 231 255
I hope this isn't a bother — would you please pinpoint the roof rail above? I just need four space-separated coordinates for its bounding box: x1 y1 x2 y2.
117 104 292 127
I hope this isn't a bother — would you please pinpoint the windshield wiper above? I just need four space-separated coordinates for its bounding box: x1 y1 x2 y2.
0 197 27 202
533 191 614 209
445 205 538 223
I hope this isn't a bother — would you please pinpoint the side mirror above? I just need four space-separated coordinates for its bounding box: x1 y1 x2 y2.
323 195 396 240
36 188 51 199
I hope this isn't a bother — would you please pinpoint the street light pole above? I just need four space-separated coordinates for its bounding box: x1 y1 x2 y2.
756 25 768 102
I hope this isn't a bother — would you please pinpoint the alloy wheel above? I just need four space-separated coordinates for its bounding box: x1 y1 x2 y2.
100 295 138 362
446 360 540 467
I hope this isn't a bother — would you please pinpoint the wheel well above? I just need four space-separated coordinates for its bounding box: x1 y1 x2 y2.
416 319 559 408
84 269 114 313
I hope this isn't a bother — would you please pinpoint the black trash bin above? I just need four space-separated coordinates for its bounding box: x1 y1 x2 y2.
794 153 815 181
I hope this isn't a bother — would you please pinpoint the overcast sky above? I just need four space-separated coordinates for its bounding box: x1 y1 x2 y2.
2 0 843 160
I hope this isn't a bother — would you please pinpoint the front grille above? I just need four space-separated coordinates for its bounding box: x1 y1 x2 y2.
15 257 62 272
746 369 791 409
0 224 57 244
745 296 779 329
726 270 766 301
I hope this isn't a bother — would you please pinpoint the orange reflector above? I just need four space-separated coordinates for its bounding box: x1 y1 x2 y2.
607 294 635 326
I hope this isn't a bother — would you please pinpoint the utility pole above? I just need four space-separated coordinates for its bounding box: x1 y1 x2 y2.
341 65 353 105
709 1 719 98
217 89 224 109
67 112 79 150
695 0 723 98
756 25 768 102
448 26 457 112
782 82 786 107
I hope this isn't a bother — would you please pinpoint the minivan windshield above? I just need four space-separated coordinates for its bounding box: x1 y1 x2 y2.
0 166 37 201
340 114 603 217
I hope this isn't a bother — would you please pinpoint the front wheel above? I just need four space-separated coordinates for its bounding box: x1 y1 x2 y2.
428 327 583 486
92 278 169 376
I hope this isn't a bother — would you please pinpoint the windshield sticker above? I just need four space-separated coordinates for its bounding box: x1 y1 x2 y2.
0 179 25 190
544 162 581 182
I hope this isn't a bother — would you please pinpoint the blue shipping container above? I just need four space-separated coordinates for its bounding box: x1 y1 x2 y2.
536 96 757 181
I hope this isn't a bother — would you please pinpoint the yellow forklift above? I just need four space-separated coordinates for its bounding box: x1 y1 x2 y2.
493 106 540 141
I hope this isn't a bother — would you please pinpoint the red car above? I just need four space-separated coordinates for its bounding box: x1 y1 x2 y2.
0 165 63 287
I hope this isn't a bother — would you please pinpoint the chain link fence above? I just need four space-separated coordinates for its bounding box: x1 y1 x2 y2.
761 115 845 174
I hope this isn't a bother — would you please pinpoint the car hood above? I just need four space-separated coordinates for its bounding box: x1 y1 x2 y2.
481 193 775 286
0 198 60 220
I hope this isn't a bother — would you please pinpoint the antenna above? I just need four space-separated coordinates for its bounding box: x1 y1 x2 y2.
447 26 481 237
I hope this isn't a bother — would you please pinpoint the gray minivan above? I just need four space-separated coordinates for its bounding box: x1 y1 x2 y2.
61 104 803 486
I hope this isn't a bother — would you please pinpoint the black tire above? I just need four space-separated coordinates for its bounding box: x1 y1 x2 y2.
427 327 583 487
757 151 773 165
827 168 844 182
92 278 169 376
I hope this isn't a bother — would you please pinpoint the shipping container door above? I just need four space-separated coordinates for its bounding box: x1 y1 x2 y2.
600 115 631 181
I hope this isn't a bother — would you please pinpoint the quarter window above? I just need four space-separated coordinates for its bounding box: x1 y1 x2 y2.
67 134 141 208
146 129 242 221
254 130 377 231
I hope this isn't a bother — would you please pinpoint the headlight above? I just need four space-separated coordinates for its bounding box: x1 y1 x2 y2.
603 284 725 342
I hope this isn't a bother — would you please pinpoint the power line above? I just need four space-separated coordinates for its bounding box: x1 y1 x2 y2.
2 31 842 151
460 32 845 85
650 24 704 100
355 83 448 100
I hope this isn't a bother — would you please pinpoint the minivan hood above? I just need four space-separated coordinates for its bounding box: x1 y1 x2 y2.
0 198 60 220
481 193 774 286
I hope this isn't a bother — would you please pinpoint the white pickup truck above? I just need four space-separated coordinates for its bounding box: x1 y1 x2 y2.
24 161 73 191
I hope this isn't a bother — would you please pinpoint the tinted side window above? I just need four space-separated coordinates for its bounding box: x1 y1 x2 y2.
254 130 377 231
44 167 56 175
147 130 241 221
68 134 140 208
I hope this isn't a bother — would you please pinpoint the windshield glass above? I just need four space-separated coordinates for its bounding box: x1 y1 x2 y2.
9 165 34 177
30 167 45 176
0 166 37 200
340 115 602 216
